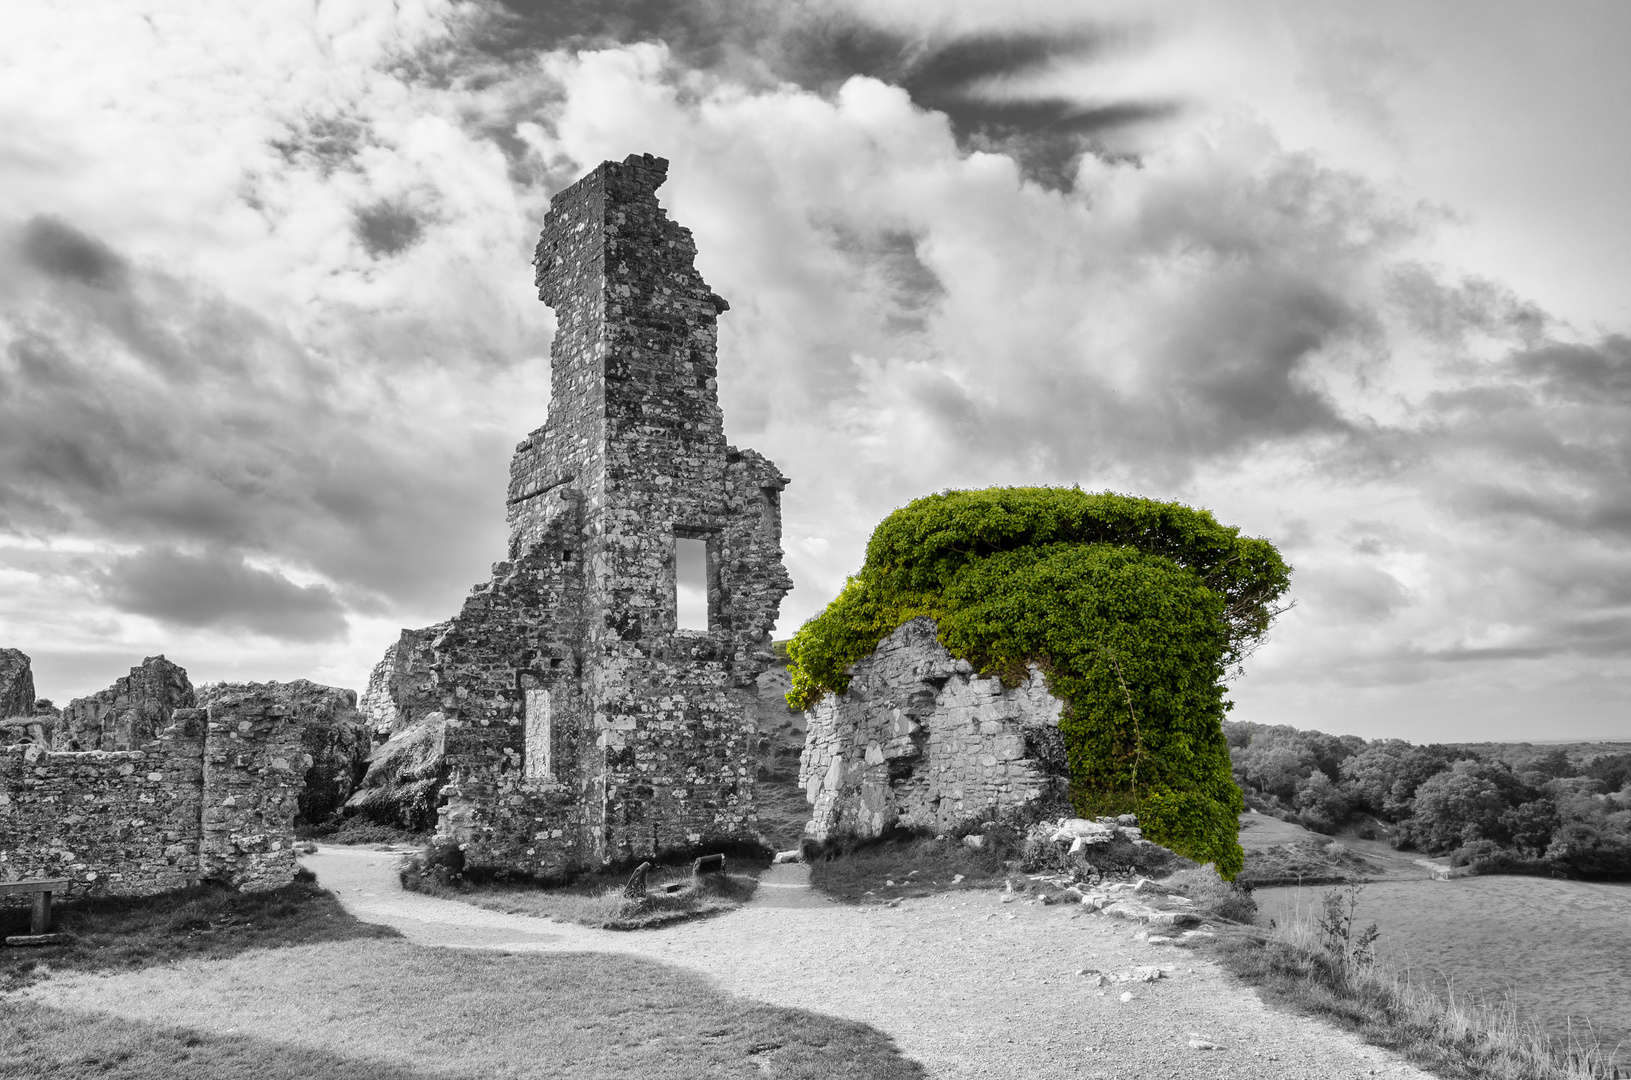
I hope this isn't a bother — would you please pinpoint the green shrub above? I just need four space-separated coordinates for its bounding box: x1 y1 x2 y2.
785 487 1290 880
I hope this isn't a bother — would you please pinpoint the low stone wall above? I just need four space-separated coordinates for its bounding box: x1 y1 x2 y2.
1 691 315 897
800 617 1070 841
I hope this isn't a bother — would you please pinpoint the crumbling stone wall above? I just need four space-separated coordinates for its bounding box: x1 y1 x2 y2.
199 680 371 829
0 712 205 894
55 655 195 751
1 688 316 894
195 685 312 890
358 154 792 876
358 623 445 739
2 653 363 895
800 617 1070 842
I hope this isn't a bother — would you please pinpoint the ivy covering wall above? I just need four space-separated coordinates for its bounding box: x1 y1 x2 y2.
785 487 1291 878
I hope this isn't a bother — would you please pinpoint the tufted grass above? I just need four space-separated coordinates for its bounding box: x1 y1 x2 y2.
803 830 1014 903
1 938 926 1080
0 874 924 1079
1213 891 1625 1079
406 867 761 930
0 869 396 993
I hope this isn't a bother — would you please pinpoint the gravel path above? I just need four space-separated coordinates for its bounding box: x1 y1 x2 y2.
288 846 1432 1080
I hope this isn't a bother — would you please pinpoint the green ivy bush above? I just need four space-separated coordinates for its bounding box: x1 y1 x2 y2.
785 487 1291 879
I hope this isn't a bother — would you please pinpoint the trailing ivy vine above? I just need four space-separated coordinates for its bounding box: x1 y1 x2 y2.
784 487 1291 879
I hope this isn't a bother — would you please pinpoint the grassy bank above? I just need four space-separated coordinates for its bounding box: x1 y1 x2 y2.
400 844 765 930
0 869 397 993
1 870 922 1079
1213 885 1624 1079
3 939 923 1080
803 829 1014 903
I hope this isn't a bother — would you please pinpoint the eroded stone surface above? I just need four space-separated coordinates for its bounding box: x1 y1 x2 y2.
55 655 195 752
0 648 34 720
199 680 370 827
800 617 1068 841
3 658 356 895
355 154 791 877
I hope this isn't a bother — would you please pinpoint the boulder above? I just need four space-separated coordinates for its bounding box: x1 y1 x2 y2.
346 710 450 831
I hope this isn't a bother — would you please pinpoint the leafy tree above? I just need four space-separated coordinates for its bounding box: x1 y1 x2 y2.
1339 742 1459 821
1500 798 1560 857
1399 761 1514 852
1545 821 1631 878
1584 752 1631 794
785 487 1291 879
1239 743 1317 801
1294 771 1351 827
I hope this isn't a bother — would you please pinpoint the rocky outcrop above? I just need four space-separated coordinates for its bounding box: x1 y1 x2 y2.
56 655 195 751
0 648 35 719
346 710 450 832
198 680 371 826
1020 815 1196 880
799 618 1069 841
358 623 445 739
0 649 53 747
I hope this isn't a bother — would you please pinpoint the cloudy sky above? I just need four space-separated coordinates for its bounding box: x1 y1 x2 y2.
3 0 1628 742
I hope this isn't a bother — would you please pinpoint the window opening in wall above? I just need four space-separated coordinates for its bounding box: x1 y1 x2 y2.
675 535 709 630
525 687 552 780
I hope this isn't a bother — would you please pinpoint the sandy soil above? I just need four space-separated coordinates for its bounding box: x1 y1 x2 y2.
20 846 1439 1080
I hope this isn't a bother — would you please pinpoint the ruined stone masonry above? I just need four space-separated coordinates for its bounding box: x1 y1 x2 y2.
800 617 1070 841
1 652 370 895
54 655 194 751
355 154 792 877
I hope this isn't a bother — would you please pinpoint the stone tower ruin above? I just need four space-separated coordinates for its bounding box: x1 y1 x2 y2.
355 154 792 876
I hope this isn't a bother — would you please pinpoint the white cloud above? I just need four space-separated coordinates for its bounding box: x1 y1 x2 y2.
0 0 1626 744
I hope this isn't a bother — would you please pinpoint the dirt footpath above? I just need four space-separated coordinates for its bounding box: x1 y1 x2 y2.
293 846 1430 1080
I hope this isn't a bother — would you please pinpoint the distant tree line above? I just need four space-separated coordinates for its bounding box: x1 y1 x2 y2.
1224 721 1631 879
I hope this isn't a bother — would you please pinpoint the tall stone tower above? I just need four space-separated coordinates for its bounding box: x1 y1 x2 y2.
360 154 792 875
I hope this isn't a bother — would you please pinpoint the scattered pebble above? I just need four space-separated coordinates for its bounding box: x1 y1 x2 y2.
1119 991 1134 1002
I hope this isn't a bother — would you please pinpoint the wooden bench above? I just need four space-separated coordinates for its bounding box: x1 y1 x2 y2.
691 853 726 877
1 878 70 945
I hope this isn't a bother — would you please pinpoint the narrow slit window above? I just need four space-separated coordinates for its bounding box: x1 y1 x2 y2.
675 536 709 630
525 687 552 780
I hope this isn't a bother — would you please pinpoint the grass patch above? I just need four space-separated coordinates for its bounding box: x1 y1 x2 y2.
754 773 814 852
401 844 765 930
804 829 1017 903
1212 885 1625 1079
296 815 430 846
1237 838 1381 887
3 938 926 1079
0 869 399 993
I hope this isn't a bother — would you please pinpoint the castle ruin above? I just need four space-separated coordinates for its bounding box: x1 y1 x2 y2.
357 154 792 877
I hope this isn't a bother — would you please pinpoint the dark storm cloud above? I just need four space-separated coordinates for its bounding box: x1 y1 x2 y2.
98 547 347 642
20 216 128 289
823 226 944 332
1424 334 1631 540
355 202 424 258
0 216 512 623
269 114 371 176
483 0 1169 187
